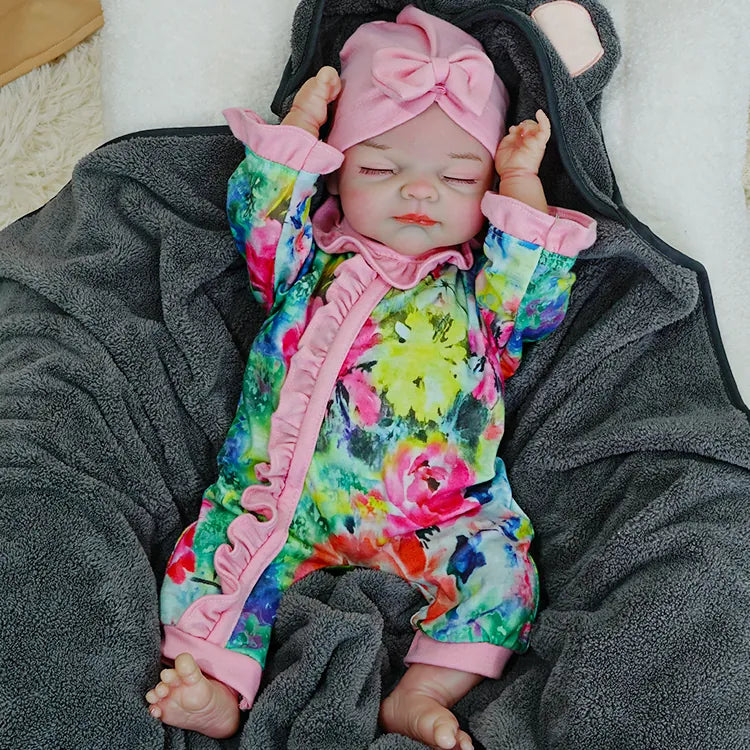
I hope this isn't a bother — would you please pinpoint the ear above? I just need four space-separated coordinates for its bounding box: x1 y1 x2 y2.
325 171 340 195
531 1 604 77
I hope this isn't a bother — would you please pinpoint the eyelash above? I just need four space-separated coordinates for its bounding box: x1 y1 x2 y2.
358 168 393 177
358 167 478 185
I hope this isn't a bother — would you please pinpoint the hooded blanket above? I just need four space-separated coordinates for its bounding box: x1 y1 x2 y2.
1 1 749 748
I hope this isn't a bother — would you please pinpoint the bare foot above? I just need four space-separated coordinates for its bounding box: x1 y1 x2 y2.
145 653 240 738
379 664 479 750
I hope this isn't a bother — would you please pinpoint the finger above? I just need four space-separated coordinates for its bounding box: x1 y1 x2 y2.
294 73 335 109
286 81 333 131
295 82 329 110
535 109 551 133
315 66 342 102
317 65 339 85
317 65 338 82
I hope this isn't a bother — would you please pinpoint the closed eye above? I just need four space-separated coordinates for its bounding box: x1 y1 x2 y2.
444 176 478 184
359 167 394 176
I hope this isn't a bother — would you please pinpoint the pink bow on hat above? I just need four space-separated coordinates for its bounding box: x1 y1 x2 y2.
325 5 509 156
371 46 495 117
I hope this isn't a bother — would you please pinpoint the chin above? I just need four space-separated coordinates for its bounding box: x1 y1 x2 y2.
384 229 449 257
395 234 473 256
391 243 435 257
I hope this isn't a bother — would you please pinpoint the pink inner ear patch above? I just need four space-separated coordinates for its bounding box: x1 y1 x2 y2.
531 1 605 77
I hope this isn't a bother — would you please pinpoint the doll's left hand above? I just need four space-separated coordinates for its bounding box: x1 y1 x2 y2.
495 109 551 177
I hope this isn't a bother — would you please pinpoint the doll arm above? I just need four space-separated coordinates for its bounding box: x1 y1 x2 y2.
475 194 596 380
495 109 552 214
223 69 342 311
475 110 596 378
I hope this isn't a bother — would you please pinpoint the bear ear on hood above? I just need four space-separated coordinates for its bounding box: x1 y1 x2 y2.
530 1 604 78
524 0 621 105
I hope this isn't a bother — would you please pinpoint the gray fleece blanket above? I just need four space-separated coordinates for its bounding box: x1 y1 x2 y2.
2 1 750 748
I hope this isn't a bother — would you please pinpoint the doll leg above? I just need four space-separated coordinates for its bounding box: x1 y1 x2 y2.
380 511 537 746
149 491 329 734
147 541 314 737
369 471 538 749
405 506 538 657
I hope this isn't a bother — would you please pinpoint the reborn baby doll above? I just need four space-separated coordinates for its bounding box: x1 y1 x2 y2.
145 6 596 749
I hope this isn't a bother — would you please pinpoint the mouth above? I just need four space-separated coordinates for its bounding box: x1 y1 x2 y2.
394 214 438 226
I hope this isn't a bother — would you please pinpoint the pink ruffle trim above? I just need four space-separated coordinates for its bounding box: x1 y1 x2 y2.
246 254 379 501
172 255 381 647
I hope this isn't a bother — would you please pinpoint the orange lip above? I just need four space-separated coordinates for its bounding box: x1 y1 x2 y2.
394 214 437 226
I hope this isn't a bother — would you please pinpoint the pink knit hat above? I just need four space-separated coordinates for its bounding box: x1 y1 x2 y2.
326 5 509 157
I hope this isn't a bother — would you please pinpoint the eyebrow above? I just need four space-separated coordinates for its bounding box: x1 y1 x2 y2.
360 141 483 162
360 140 390 150
448 151 483 162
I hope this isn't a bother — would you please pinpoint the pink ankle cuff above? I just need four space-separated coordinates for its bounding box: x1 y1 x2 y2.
162 625 262 710
404 631 513 679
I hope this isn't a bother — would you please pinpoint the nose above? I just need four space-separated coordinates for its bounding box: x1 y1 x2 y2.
400 176 438 201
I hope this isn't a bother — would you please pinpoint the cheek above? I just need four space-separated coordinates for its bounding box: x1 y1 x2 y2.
340 184 384 227
450 196 486 235
340 185 367 211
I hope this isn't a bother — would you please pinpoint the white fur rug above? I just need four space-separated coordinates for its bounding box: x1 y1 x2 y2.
0 34 104 229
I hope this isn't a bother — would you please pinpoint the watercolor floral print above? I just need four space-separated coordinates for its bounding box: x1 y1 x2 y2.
160 134 594 682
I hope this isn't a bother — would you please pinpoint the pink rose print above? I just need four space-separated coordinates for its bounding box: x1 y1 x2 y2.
340 318 381 373
281 322 305 370
165 523 197 584
471 307 509 403
337 318 382 427
341 369 381 426
384 440 478 533
247 219 281 310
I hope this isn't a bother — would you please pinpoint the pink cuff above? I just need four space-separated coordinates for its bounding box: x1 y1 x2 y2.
481 192 597 258
162 625 262 710
223 107 344 175
404 631 513 679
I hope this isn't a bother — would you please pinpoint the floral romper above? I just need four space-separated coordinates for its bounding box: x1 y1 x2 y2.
159 108 597 707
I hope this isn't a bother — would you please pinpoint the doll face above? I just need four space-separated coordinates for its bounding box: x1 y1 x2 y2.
328 104 495 256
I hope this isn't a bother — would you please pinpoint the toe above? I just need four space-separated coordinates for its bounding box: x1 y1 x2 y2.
457 729 474 750
154 682 170 699
431 716 460 750
159 668 178 685
149 704 162 719
174 653 202 684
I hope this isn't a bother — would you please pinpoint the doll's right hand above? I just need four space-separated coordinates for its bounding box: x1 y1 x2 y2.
280 66 341 138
